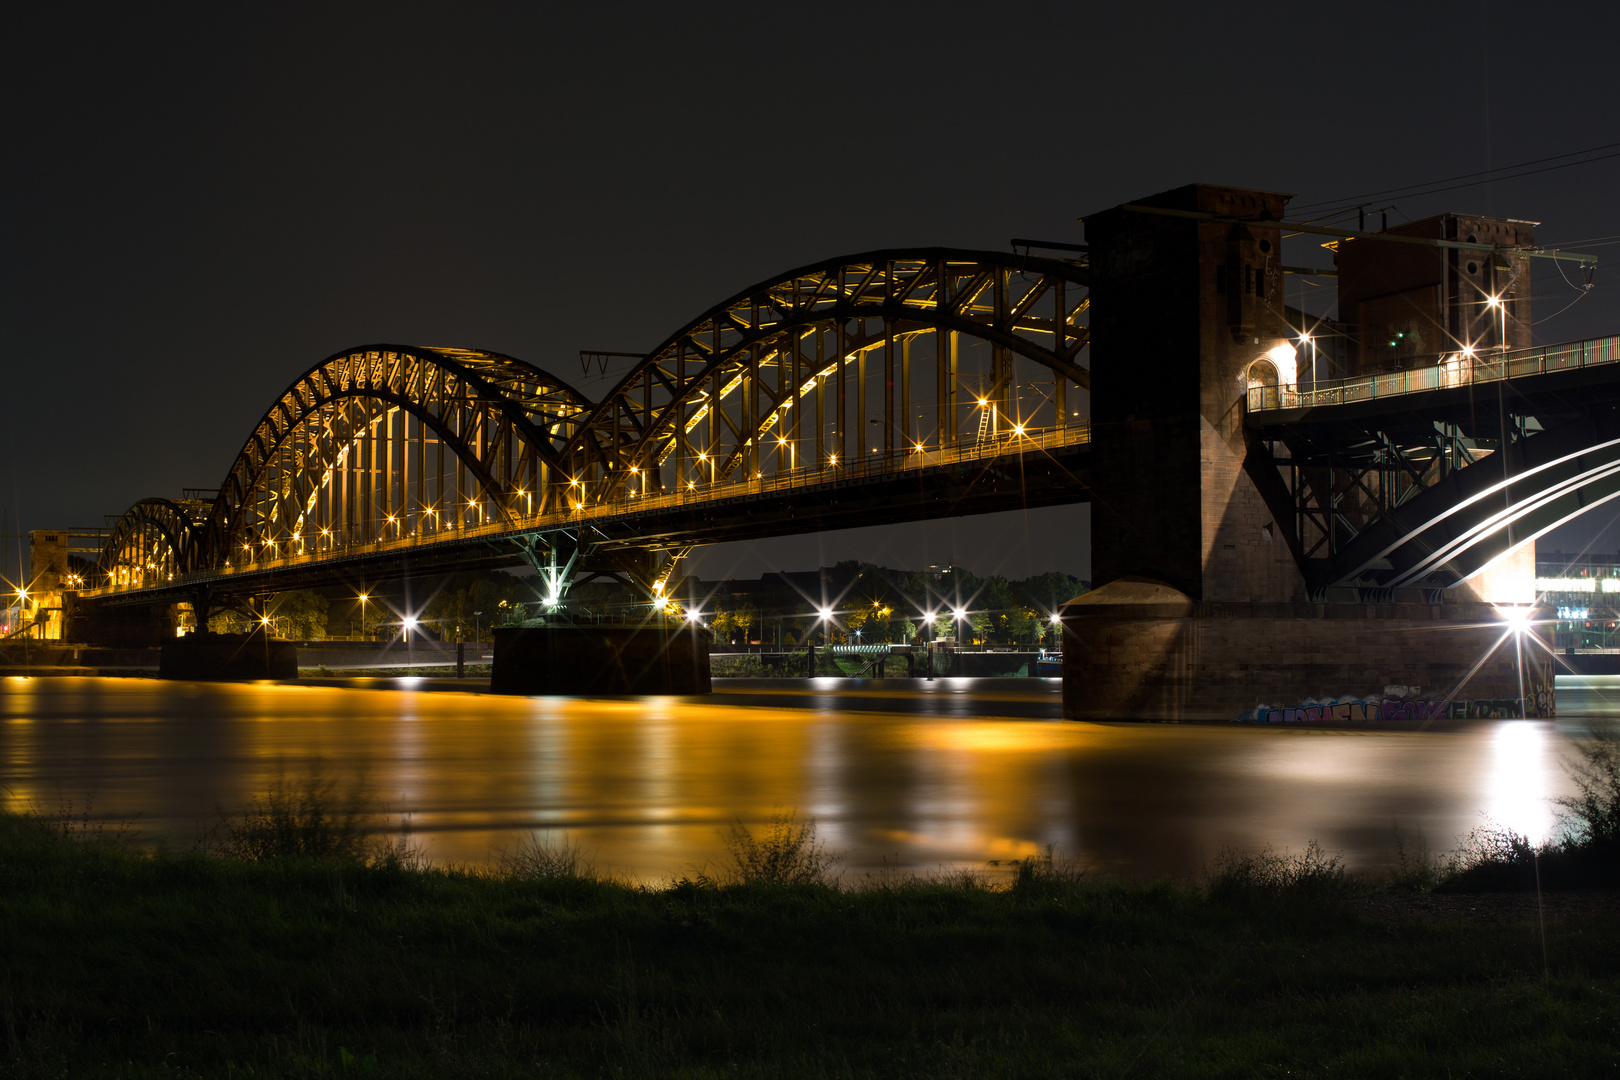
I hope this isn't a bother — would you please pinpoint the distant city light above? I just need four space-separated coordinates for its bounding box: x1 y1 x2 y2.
1535 577 1599 593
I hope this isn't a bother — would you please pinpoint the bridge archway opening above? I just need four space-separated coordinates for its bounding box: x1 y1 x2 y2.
1246 358 1281 412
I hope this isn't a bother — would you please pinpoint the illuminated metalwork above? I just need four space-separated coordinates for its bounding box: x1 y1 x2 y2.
1245 336 1620 596
99 498 211 589
91 249 1093 600
560 248 1091 502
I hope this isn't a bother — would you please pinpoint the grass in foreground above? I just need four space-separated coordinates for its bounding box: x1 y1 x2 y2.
4 800 1620 1079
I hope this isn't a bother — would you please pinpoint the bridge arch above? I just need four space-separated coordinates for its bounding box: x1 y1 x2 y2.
98 497 211 589
94 251 1093 584
198 345 592 568
562 248 1090 499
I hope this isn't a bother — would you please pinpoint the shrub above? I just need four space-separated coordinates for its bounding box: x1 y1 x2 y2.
1438 730 1620 891
1556 727 1620 880
200 768 372 863
1008 844 1089 897
494 832 594 880
718 811 840 887
1208 840 1353 903
1437 825 1541 892
1385 827 1443 893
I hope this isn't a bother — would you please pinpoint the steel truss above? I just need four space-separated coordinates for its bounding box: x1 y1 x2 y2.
1248 388 1620 597
93 249 1091 606
561 248 1090 504
98 498 212 590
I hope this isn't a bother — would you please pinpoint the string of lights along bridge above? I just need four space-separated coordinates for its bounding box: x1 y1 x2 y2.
91 249 1094 596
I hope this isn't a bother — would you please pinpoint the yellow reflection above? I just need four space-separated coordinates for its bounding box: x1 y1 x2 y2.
921 721 1087 754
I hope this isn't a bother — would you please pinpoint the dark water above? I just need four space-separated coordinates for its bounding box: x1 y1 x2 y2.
3 675 1615 881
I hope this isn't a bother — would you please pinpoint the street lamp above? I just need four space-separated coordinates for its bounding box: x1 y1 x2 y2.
357 593 369 641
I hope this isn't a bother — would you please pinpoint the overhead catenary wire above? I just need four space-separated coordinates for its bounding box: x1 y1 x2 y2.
1291 141 1620 217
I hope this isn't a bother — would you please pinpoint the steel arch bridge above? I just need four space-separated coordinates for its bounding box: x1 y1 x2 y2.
88 248 1096 612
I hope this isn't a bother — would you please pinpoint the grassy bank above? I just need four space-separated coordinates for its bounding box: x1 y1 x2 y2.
4 811 1619 1078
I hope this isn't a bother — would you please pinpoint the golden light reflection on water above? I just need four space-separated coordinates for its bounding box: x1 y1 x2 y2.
0 678 1602 881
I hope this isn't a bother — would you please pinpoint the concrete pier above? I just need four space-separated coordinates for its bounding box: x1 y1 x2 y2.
490 623 710 695
159 632 297 680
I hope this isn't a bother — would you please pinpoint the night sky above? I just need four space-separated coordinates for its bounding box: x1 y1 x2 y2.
6 2 1619 584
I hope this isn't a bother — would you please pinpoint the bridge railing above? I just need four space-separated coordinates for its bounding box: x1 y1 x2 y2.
1247 334 1620 414
92 421 1092 594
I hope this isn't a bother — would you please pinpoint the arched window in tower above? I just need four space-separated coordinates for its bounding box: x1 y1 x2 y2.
1246 358 1280 411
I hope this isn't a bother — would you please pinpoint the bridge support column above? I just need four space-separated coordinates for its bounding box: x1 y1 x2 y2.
1069 185 1558 720
490 622 711 695
159 630 297 680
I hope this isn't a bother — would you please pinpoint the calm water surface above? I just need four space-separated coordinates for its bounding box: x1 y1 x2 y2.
4 675 1618 881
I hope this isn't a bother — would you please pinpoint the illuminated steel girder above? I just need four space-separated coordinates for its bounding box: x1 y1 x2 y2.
561 248 1091 503
91 248 1092 598
97 498 211 590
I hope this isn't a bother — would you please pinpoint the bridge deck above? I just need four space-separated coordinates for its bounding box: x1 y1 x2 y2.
84 423 1091 602
1246 334 1620 421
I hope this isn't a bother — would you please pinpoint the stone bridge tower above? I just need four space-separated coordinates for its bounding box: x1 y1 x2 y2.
1062 184 1550 721
1085 184 1305 602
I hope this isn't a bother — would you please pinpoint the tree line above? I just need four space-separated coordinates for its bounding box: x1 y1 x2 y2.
203 562 1086 647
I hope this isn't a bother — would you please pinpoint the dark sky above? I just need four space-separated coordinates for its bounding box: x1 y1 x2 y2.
5 1 1618 583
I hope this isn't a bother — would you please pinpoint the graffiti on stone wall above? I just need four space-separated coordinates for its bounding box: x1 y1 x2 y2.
1235 687 1555 724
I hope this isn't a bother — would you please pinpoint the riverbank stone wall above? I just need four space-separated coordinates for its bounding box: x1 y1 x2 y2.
1060 578 1554 721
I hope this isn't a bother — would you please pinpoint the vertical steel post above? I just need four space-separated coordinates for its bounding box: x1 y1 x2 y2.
710 325 722 485
1055 280 1068 431
454 389 464 530
856 322 867 464
709 368 720 485
901 334 911 450
884 318 895 457
836 320 847 465
815 328 826 468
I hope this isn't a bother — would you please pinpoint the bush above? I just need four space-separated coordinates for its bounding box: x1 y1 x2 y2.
494 831 594 880
1385 828 1444 893
1557 727 1620 880
1007 844 1090 898
1208 840 1354 903
200 768 372 863
1438 825 1541 892
717 811 840 887
1438 729 1620 891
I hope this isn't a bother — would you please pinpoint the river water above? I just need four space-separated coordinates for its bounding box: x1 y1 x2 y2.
3 675 1617 882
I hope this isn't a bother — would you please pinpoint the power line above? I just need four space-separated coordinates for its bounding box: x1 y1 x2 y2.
1292 141 1620 216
